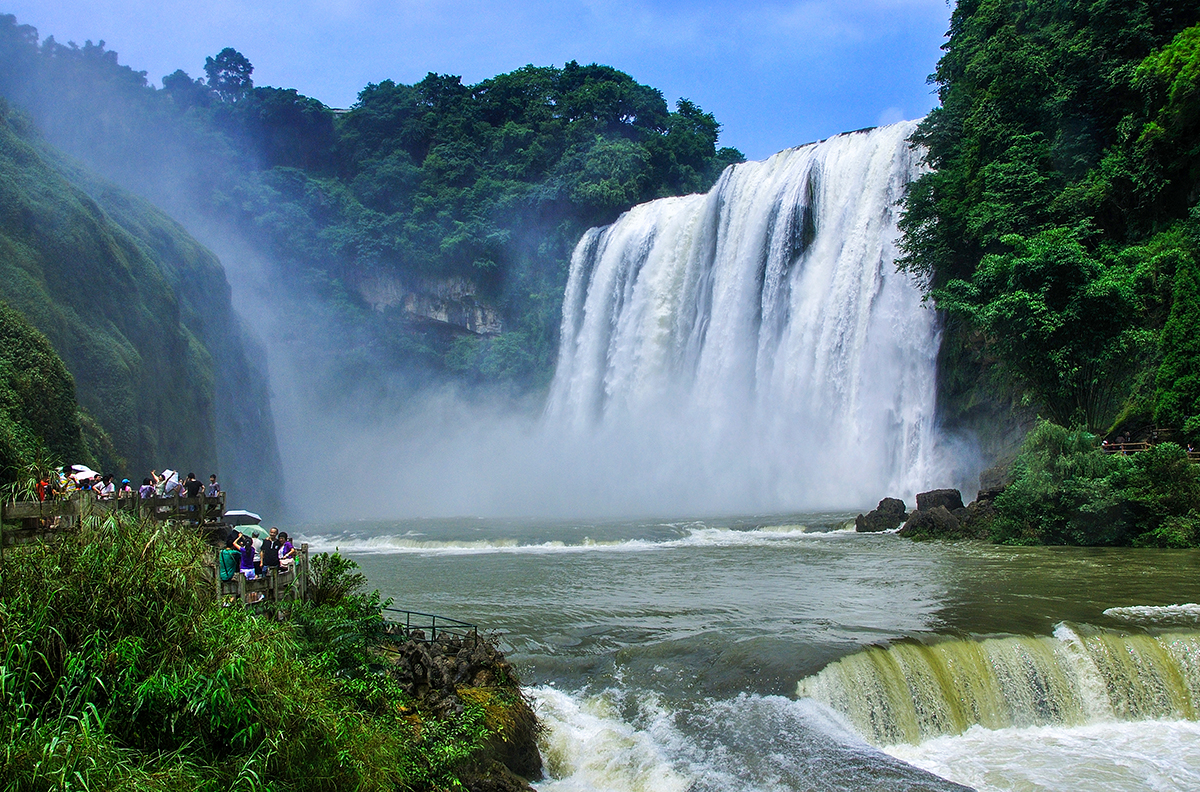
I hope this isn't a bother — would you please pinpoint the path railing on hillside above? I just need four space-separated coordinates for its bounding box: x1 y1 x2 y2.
1101 432 1200 462
382 608 479 647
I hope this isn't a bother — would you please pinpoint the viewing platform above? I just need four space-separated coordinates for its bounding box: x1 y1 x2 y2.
3 493 480 631
0 491 228 546
1 491 312 609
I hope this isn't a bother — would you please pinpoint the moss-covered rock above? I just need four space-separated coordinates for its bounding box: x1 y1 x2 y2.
0 101 279 502
0 299 90 479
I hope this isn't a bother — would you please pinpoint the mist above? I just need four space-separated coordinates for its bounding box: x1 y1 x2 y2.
209 123 978 522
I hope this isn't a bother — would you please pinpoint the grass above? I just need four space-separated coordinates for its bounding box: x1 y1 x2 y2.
0 513 512 791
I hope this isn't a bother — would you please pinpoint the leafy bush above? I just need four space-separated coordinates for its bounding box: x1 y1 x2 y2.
991 421 1133 545
991 419 1200 546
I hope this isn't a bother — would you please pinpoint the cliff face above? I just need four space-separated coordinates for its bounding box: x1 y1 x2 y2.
358 272 503 336
0 105 280 504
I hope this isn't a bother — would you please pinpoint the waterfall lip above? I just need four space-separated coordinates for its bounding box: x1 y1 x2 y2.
795 623 1200 749
545 120 954 514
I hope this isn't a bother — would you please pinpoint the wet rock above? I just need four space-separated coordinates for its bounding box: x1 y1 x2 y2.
460 759 538 792
956 487 1004 538
898 505 961 539
855 497 909 532
382 632 543 782
915 488 964 512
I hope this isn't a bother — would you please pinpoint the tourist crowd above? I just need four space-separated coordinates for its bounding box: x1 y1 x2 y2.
36 465 221 501
217 527 297 582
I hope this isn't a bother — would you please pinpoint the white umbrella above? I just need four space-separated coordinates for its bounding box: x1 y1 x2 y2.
223 509 262 526
71 466 99 481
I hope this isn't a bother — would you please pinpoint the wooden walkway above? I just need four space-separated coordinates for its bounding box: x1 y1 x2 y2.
1101 441 1200 462
2 492 312 607
1 491 227 547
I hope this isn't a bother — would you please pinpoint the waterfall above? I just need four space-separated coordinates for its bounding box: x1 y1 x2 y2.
546 121 943 510
797 627 1200 745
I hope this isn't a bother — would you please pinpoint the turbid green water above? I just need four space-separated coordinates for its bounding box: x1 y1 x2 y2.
295 513 1200 792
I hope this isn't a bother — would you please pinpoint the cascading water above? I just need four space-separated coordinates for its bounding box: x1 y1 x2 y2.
797 626 1200 746
547 120 944 510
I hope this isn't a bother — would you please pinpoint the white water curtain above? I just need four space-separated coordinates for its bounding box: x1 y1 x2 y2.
546 121 943 510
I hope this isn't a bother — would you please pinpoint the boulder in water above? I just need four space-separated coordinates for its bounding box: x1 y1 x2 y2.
898 505 961 539
854 497 908 532
915 488 964 512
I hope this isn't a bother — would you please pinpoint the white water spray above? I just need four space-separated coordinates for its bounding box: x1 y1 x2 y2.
547 121 943 509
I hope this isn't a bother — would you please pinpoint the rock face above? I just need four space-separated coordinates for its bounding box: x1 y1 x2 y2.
915 488 965 512
855 497 909 532
359 273 504 335
383 631 542 790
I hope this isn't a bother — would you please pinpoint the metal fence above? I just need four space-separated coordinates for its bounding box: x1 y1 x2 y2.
382 608 478 647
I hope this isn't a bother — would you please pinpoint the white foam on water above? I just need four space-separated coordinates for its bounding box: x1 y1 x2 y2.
302 522 857 556
1104 604 1200 626
884 719 1200 792
532 686 693 792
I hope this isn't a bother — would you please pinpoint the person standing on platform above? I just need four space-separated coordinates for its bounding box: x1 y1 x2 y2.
261 527 281 575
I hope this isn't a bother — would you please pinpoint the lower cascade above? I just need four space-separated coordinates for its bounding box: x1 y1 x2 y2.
546 120 945 509
797 626 1200 746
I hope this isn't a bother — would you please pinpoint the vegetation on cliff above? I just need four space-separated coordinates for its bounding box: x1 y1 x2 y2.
0 514 539 791
0 300 94 483
0 17 743 390
903 0 1200 435
0 97 280 502
899 0 1200 545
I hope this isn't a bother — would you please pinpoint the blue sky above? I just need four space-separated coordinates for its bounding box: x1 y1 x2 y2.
7 0 951 160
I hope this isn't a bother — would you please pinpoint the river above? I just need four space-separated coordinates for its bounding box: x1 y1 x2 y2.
299 513 1200 792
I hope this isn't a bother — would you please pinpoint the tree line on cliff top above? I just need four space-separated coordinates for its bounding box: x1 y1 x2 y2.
902 0 1200 436
0 16 743 389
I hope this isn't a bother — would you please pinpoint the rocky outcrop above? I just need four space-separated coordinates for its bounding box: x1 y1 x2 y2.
898 505 961 538
915 488 965 512
381 631 542 790
855 497 908 532
897 487 1000 540
359 273 503 335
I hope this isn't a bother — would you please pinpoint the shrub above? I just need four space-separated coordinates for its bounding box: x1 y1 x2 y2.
991 420 1133 545
991 420 1200 546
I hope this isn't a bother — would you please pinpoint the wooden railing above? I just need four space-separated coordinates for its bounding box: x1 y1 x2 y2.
203 543 311 607
0 492 227 546
1101 442 1152 455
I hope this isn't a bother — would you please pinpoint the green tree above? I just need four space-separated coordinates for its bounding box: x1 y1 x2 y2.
204 47 253 103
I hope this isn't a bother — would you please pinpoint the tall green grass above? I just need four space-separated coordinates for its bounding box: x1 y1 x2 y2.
0 513 498 791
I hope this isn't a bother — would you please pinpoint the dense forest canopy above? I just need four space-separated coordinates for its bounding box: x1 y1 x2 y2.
0 17 744 389
901 0 1200 435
